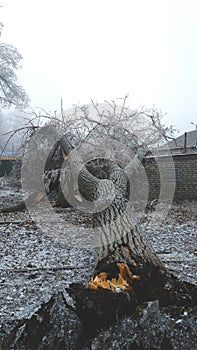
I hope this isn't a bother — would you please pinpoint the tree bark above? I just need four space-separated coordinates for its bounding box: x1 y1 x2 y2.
59 135 195 307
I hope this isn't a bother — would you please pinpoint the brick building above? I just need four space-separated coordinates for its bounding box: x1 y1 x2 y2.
144 130 197 201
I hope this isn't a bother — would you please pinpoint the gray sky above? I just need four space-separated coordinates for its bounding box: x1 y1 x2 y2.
1 0 197 134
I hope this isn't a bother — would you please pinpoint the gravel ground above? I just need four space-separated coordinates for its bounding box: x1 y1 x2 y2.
0 187 196 323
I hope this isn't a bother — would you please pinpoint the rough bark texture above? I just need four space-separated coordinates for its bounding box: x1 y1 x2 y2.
57 135 196 309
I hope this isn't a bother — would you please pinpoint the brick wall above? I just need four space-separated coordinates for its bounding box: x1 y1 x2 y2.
144 153 197 201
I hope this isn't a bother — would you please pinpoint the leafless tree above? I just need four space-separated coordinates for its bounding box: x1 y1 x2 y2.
0 23 29 108
1 97 176 200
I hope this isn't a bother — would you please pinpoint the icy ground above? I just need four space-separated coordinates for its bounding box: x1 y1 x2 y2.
0 188 196 322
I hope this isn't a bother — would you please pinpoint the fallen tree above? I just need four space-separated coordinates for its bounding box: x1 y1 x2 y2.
58 133 195 306
0 100 196 348
0 131 196 349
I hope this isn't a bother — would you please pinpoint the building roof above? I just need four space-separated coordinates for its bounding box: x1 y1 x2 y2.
161 130 197 151
0 149 20 159
0 150 17 156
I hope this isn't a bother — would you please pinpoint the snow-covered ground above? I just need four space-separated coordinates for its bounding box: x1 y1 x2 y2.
0 188 196 321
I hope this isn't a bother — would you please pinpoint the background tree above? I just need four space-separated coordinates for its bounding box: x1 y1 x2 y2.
0 22 29 108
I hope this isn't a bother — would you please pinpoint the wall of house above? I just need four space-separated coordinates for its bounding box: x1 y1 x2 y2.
0 158 21 177
144 154 197 201
0 159 14 177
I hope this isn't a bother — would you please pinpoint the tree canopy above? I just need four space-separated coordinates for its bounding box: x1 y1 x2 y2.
0 23 29 108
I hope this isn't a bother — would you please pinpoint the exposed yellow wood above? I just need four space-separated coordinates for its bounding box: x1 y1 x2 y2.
87 263 140 292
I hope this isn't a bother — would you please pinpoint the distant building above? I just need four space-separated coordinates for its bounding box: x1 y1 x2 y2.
0 150 21 177
159 129 197 155
144 130 197 201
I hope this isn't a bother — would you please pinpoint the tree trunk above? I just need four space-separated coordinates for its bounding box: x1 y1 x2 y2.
59 136 194 307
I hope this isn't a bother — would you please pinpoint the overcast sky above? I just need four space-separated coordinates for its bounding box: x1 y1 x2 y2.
1 0 197 134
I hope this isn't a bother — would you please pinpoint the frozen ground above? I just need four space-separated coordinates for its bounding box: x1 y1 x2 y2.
0 187 196 323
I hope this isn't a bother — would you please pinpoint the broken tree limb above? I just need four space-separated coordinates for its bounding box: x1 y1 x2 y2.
0 200 26 213
0 266 87 273
0 139 71 213
0 192 46 213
